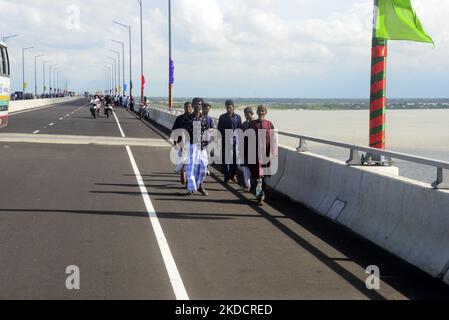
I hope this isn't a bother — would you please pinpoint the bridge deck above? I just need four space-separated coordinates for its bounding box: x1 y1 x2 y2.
0 99 447 299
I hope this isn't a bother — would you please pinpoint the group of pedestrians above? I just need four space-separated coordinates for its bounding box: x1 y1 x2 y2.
172 98 277 205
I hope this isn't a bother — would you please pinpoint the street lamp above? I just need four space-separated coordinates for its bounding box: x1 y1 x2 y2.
111 40 125 96
43 60 51 95
109 49 121 94
54 68 60 95
168 0 173 109
105 66 112 94
2 34 18 42
49 65 56 97
22 46 34 93
137 0 144 102
113 21 132 98
107 57 117 94
34 54 44 97
104 68 111 94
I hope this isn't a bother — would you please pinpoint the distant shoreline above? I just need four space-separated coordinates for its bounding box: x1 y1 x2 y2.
149 97 449 111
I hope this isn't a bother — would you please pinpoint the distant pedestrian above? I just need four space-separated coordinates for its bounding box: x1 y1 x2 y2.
172 102 193 185
248 105 277 205
130 96 135 112
202 103 215 129
184 98 210 196
202 103 215 176
242 106 255 192
217 100 242 183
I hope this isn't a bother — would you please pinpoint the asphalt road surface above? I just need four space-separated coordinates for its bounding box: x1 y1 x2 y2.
0 99 448 300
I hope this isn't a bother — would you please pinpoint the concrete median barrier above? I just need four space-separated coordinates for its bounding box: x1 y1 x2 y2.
9 96 83 114
268 146 449 280
149 107 449 283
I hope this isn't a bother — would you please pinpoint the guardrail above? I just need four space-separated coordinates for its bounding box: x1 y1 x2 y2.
150 105 449 189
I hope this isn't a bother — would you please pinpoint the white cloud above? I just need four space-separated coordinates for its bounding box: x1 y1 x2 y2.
1 0 448 98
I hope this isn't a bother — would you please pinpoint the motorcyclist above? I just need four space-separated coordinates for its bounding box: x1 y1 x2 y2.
90 96 100 119
104 95 114 118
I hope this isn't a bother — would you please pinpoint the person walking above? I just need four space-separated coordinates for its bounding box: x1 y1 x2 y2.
242 106 255 192
217 100 242 183
184 98 210 196
248 105 277 205
172 102 193 185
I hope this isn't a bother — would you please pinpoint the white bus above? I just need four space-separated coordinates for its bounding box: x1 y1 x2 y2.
0 41 11 128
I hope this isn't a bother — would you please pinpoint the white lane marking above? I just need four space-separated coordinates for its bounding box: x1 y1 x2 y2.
9 99 85 116
126 145 189 301
66 114 70 117
114 111 188 300
59 118 63 121
113 112 126 138
33 130 40 134
49 123 54 126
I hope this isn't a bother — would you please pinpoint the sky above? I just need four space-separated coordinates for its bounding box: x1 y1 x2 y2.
1 0 448 98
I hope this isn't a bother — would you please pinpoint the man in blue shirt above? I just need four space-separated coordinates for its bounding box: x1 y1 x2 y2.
218 100 243 183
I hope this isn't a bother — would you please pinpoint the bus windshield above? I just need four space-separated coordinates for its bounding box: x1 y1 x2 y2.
0 43 10 128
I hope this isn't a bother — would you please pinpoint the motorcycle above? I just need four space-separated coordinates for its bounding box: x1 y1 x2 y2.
104 104 114 118
90 103 97 119
139 105 147 120
96 102 101 117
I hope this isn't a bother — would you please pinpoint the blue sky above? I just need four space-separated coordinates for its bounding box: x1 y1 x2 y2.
1 0 447 98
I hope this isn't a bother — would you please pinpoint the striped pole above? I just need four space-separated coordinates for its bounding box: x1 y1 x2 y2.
369 37 387 149
369 0 387 150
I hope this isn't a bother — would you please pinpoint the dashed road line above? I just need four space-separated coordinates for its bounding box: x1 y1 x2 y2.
33 130 40 134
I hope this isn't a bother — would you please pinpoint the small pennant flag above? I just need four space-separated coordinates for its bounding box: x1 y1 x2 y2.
169 59 175 85
375 0 434 44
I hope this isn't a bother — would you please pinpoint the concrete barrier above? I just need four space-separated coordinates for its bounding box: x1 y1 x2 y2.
267 146 449 280
147 108 178 130
149 107 449 282
9 97 83 114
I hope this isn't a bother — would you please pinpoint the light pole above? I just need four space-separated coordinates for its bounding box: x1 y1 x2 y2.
49 65 56 97
168 0 173 109
105 66 112 94
137 0 144 102
34 54 44 97
2 34 19 42
22 47 34 93
43 60 51 95
107 57 117 94
112 40 125 96
113 21 132 98
104 68 111 94
107 63 114 94
53 68 58 96
55 70 60 95
109 49 121 95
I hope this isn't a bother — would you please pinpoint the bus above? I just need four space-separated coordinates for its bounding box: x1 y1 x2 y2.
0 41 10 128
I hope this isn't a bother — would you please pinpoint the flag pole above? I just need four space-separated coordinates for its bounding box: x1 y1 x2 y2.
365 0 390 165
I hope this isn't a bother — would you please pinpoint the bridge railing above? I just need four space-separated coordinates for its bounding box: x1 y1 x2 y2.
150 105 449 189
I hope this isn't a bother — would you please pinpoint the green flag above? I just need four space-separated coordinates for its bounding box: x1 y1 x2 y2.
375 0 434 44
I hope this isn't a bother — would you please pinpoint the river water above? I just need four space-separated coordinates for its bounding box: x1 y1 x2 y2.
208 108 449 184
